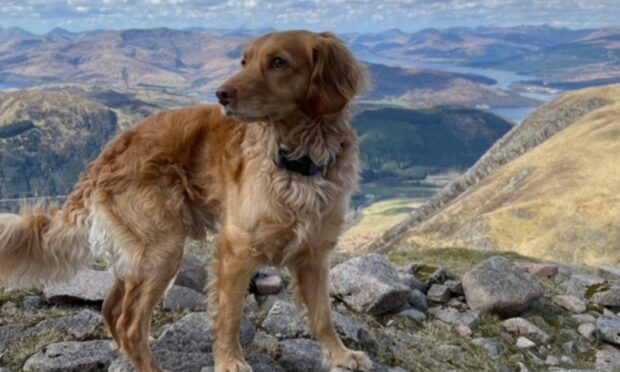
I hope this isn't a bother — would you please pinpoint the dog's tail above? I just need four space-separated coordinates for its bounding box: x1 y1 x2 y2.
0 200 92 290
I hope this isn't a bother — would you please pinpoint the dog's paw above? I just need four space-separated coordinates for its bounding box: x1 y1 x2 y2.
329 349 372 371
214 358 252 372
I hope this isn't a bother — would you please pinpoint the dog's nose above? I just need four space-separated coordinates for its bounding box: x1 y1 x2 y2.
215 86 237 106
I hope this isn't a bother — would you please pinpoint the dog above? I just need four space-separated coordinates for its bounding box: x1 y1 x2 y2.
0 30 370 372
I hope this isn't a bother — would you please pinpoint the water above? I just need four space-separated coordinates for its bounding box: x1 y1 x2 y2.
356 51 560 123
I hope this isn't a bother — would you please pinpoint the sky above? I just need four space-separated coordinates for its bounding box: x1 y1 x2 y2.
0 0 619 34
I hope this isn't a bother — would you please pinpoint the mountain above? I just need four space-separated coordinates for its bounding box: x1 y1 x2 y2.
0 27 536 108
355 106 512 181
376 84 620 266
0 85 197 201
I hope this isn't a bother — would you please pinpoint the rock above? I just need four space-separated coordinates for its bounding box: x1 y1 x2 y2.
544 355 559 366
174 255 208 293
23 340 116 372
578 323 596 340
456 325 473 337
516 337 536 349
244 293 259 313
603 308 616 317
502 317 551 343
44 269 115 303
255 274 284 295
570 313 596 324
247 354 285 372
561 274 607 299
396 308 426 323
429 306 481 328
462 256 543 316
23 295 47 310
408 289 428 312
397 272 426 292
445 280 464 295
514 262 559 278
553 295 587 313
0 323 27 356
596 345 620 371
277 338 326 372
598 266 620 282
111 349 213 372
163 285 206 311
154 312 255 353
591 285 620 307
472 337 502 356
261 300 308 338
30 309 102 338
427 284 451 303
596 316 620 346
329 254 410 316
332 312 375 349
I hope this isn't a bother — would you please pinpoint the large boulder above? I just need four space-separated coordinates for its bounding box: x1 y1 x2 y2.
174 255 208 293
23 340 116 372
44 269 115 303
462 256 543 316
329 254 410 316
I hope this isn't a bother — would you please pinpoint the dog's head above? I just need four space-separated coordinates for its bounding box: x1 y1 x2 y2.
216 30 367 121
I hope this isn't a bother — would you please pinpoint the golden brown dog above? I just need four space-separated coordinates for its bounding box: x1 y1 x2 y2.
0 30 370 371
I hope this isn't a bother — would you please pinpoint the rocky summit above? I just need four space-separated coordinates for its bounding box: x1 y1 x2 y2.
1 251 620 371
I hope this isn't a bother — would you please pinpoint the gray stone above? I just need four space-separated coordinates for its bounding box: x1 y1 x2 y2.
396 308 427 323
554 295 587 313
545 355 560 366
397 272 427 292
174 255 208 293
154 312 254 353
571 313 596 324
462 256 543 316
23 340 116 372
23 295 47 310
247 355 285 372
0 323 27 356
596 345 620 371
516 337 536 349
261 300 308 338
329 254 410 316
561 274 607 299
502 317 551 343
472 337 502 357
445 280 464 295
163 285 206 311
29 309 102 338
591 285 620 307
427 284 451 303
597 316 620 346
332 312 375 349
408 289 428 312
514 262 559 278
429 306 481 328
578 323 596 340
44 269 115 303
255 275 284 295
598 266 620 282
110 349 214 372
277 338 326 372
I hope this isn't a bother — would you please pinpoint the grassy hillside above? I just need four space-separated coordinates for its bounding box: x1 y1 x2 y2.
402 84 620 266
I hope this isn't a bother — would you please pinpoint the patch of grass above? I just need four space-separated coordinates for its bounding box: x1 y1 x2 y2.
2 330 71 370
386 246 531 275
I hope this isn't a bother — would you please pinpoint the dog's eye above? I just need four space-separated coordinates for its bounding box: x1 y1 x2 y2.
271 57 287 69
241 59 246 67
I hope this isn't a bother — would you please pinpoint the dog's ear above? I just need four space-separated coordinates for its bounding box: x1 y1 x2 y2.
306 32 368 118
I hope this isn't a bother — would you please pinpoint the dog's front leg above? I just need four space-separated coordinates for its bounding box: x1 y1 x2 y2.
211 225 257 372
293 251 372 372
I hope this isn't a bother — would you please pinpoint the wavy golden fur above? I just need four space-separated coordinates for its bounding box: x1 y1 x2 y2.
0 30 369 371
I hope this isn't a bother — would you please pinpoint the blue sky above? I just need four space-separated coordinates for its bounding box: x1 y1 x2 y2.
1 0 618 34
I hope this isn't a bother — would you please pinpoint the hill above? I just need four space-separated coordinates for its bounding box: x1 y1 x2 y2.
0 85 197 201
383 84 620 266
0 27 537 108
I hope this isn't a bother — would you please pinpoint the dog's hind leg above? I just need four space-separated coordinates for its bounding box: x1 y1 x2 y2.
114 241 184 372
102 278 125 348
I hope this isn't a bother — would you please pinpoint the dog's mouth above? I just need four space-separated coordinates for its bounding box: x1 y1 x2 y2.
221 105 268 122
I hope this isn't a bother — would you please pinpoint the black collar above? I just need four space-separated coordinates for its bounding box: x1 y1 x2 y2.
276 149 336 176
